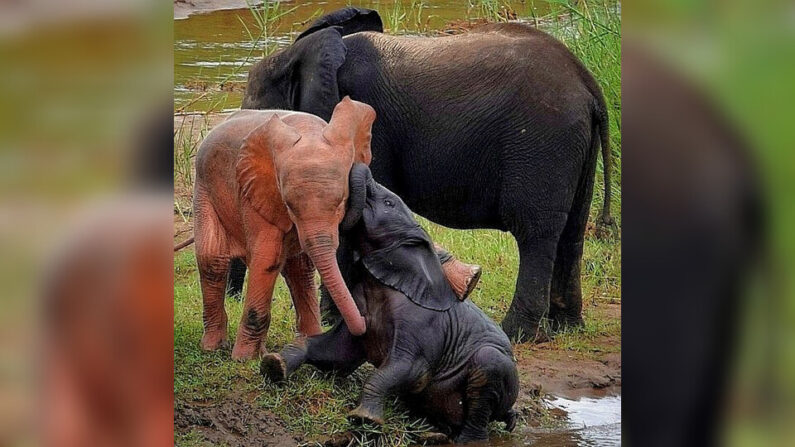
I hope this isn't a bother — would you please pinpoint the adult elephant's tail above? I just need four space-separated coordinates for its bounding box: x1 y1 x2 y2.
595 99 616 235
592 89 616 235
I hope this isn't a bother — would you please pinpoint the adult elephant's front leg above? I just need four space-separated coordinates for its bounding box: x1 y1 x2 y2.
232 224 285 361
501 212 567 343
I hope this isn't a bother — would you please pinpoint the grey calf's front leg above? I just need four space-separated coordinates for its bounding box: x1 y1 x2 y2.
456 346 519 443
349 358 419 425
260 322 366 383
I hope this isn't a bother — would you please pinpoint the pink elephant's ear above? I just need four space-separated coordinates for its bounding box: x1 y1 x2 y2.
261 115 302 158
322 96 376 165
235 116 300 229
351 100 376 165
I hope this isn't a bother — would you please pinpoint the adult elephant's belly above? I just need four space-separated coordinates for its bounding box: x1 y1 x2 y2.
369 136 506 231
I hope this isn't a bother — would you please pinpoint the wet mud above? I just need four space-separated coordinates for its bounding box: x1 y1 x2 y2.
175 394 298 446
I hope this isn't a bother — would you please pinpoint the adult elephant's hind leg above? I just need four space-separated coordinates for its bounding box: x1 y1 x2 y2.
549 152 597 330
501 211 566 342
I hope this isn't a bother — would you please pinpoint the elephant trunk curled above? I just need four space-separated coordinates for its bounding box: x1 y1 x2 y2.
341 163 372 230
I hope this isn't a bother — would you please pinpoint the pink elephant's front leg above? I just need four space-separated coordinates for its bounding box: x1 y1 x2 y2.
232 224 285 361
282 253 323 337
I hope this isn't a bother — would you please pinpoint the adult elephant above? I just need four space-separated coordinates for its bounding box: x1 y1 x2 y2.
238 8 615 341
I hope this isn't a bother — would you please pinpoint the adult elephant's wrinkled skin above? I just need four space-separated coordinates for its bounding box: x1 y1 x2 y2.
239 7 615 341
261 164 519 444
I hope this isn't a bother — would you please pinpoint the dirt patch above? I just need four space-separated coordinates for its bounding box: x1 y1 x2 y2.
174 213 193 242
514 305 621 401
175 394 298 446
438 18 492 35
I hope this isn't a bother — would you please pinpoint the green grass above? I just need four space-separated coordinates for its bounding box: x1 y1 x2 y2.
174 2 621 445
174 217 620 445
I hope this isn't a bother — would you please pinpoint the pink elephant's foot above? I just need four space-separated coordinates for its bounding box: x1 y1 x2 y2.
200 329 229 351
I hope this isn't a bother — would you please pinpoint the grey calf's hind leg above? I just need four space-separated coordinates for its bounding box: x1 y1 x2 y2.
260 322 365 383
456 347 519 443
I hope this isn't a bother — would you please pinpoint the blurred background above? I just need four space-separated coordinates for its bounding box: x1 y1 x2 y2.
623 1 794 445
0 1 174 445
0 0 792 445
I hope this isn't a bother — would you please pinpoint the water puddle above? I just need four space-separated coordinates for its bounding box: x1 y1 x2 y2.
494 395 621 446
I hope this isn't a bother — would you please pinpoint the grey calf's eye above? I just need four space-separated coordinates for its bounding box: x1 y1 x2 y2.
384 199 394 207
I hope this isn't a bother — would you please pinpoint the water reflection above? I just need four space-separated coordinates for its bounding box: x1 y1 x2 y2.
173 0 552 111
493 396 621 447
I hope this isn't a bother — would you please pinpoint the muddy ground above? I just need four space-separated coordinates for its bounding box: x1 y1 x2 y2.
173 316 620 445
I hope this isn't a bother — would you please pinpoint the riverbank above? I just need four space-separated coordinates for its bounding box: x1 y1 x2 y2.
174 0 265 20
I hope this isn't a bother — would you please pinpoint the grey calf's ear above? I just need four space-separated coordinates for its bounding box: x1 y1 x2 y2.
297 7 383 41
362 238 459 312
286 27 347 122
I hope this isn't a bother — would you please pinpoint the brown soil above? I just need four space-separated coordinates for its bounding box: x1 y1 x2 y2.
175 394 298 446
515 314 621 402
437 18 492 35
514 322 621 405
183 79 248 93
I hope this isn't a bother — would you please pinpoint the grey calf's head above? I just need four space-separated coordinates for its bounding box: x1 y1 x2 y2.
344 163 457 311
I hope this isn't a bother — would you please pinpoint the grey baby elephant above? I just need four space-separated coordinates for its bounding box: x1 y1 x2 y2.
261 164 519 443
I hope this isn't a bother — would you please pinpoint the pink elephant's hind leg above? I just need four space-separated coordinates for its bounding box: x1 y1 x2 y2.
194 194 232 351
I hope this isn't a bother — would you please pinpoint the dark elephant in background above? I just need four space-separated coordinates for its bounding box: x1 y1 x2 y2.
236 7 615 341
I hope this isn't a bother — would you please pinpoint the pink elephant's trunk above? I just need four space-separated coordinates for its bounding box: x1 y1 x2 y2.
304 233 366 336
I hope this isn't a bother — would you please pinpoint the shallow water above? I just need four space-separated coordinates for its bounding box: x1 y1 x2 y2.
493 395 621 446
173 0 554 111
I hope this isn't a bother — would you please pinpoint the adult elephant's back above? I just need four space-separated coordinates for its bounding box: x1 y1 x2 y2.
336 25 607 230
